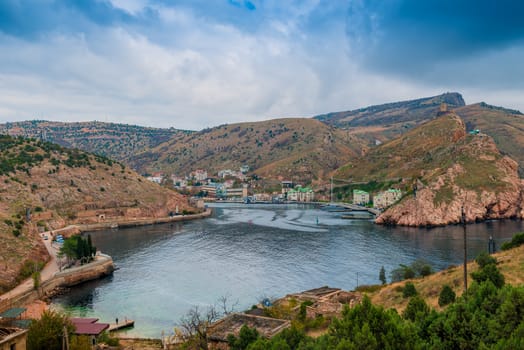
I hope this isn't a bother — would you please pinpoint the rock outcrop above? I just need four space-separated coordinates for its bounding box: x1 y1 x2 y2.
376 126 524 226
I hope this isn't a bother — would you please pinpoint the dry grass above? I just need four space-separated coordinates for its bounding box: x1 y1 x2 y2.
369 244 524 313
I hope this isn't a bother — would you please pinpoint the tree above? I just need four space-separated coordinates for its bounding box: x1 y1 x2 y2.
403 295 430 322
438 285 456 307
27 310 75 350
403 282 417 298
471 263 505 289
501 232 524 251
227 325 259 350
32 270 41 291
475 252 497 269
178 296 237 349
379 266 387 285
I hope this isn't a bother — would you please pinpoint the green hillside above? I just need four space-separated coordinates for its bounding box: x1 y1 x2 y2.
0 120 191 162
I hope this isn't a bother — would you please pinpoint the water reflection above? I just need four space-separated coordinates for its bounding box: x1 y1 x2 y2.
52 203 524 338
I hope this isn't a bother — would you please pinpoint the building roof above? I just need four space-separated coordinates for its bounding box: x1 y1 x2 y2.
207 313 290 342
353 190 368 195
0 327 27 344
70 318 109 336
70 317 99 324
0 308 26 319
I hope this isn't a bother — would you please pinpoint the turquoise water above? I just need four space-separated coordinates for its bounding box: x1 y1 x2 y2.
52 203 524 338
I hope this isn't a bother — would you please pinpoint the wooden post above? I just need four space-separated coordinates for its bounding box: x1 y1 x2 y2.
462 206 467 297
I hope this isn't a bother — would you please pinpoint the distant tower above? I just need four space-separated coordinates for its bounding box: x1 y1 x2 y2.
437 103 448 116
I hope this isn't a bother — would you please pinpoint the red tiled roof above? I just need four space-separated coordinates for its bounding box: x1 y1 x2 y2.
70 318 109 335
70 318 98 324
73 322 109 335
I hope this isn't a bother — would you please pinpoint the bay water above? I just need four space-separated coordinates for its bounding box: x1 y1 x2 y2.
51 203 524 338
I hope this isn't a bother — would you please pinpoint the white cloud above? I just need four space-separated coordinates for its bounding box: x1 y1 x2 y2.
0 2 522 131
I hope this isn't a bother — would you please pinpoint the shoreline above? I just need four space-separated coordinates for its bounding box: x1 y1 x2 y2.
0 208 213 314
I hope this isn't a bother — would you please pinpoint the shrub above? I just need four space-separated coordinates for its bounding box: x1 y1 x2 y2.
476 252 497 269
403 295 430 322
403 282 417 298
501 232 524 251
438 285 456 307
471 263 505 288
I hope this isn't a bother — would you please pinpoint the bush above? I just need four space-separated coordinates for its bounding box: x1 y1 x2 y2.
27 310 75 350
438 285 456 307
403 282 417 298
403 295 430 322
471 263 505 288
501 232 524 251
476 252 497 269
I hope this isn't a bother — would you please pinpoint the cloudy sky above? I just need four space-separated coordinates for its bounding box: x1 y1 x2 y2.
0 0 523 130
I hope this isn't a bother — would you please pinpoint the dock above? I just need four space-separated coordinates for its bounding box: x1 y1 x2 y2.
108 318 135 332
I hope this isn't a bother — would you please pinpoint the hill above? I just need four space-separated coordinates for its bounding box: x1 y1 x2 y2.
0 135 192 292
370 243 524 313
128 118 366 183
455 103 524 175
314 92 465 145
334 112 524 226
0 120 191 162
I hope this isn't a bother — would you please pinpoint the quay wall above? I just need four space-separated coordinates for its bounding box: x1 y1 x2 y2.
0 255 114 313
75 209 212 233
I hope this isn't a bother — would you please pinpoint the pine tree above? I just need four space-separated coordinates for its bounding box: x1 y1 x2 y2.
379 266 387 285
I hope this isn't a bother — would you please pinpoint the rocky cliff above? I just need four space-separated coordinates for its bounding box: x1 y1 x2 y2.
375 116 524 226
334 112 523 226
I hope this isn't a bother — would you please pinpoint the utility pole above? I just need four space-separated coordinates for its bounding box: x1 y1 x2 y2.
330 177 333 204
462 206 468 297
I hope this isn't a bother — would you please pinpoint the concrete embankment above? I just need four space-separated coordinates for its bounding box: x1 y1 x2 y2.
0 254 114 313
75 208 213 232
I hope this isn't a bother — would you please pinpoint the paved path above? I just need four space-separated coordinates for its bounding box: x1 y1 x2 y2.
0 231 59 304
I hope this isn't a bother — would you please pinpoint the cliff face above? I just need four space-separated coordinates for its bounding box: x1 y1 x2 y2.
375 128 524 226
333 112 523 226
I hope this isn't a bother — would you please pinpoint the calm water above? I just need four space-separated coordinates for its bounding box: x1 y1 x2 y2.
52 203 524 338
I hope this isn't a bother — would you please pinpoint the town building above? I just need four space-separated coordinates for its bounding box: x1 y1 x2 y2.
70 318 110 348
287 186 314 202
0 327 27 350
147 172 164 184
353 190 369 205
192 169 208 181
373 189 403 209
281 181 294 196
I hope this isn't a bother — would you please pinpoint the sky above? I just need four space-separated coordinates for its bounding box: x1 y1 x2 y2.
0 0 523 130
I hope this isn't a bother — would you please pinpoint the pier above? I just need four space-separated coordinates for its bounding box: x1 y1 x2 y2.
108 318 135 332
325 202 382 216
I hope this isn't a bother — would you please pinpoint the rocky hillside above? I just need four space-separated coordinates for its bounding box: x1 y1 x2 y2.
335 113 523 226
0 135 192 292
314 92 465 145
455 103 524 175
0 120 190 162
129 118 366 183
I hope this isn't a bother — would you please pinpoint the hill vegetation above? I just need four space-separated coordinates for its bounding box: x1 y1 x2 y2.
0 135 191 292
212 244 524 349
314 92 465 145
0 120 190 163
334 113 523 226
455 103 524 175
129 118 366 183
